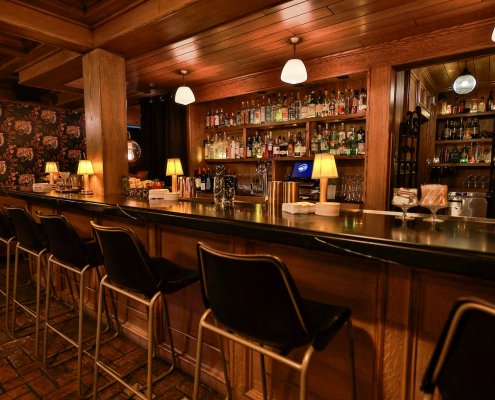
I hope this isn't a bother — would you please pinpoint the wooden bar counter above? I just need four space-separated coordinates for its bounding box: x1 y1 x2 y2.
2 188 495 400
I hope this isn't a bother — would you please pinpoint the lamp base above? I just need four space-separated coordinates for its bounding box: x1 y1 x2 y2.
80 189 93 195
171 175 178 193
319 178 328 203
81 174 92 195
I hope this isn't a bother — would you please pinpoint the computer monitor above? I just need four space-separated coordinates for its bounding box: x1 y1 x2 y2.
291 161 313 179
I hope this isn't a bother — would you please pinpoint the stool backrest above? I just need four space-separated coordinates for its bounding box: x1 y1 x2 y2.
421 297 495 399
4 206 48 252
0 208 15 240
197 243 314 351
38 213 91 269
91 222 162 296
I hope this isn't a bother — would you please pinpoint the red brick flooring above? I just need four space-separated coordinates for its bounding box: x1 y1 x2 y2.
0 258 222 400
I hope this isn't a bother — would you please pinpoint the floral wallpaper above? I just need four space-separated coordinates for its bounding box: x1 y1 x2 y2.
0 102 86 186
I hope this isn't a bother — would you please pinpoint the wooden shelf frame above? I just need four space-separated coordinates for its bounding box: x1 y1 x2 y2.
435 138 493 144
205 155 365 163
431 163 491 167
436 111 495 120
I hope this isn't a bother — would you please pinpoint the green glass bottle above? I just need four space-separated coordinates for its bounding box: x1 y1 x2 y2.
460 143 468 163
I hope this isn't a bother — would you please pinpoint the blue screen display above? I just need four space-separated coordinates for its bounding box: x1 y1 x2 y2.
291 161 313 178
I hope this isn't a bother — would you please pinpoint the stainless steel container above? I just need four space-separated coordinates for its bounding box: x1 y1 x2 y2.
268 181 284 206
283 181 299 203
70 175 83 189
442 191 487 218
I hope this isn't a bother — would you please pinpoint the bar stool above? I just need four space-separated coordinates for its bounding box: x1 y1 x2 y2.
4 205 74 360
194 243 357 400
38 213 119 399
0 207 18 327
421 297 495 400
91 222 200 400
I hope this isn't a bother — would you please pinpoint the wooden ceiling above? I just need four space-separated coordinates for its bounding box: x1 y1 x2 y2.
1 0 495 110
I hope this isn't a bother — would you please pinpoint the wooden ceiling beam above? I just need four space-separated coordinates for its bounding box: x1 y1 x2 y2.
0 0 92 52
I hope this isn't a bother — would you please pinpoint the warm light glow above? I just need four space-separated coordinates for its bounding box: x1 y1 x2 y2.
281 59 308 84
77 160 94 175
45 162 58 173
312 154 338 179
166 158 184 176
453 68 476 94
175 86 195 105
127 140 141 162
492 27 495 42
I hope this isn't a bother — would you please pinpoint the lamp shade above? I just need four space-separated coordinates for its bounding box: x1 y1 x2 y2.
77 160 94 175
311 154 338 179
45 162 58 173
492 26 495 42
453 68 476 95
281 58 308 84
175 86 195 105
166 158 184 176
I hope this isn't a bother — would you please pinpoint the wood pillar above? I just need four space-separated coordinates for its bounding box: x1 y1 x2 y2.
366 65 395 210
82 48 128 195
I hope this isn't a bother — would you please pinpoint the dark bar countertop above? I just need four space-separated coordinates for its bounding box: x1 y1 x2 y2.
2 187 495 280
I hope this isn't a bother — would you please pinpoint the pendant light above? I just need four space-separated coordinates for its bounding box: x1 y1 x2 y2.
281 37 307 85
175 69 195 105
492 27 495 41
453 61 476 95
127 131 141 162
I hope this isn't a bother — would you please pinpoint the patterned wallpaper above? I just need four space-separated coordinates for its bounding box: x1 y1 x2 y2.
0 102 86 186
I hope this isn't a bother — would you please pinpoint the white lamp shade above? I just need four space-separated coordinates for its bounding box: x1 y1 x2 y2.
492 27 495 42
311 154 338 179
453 73 476 95
175 86 195 105
281 58 308 84
45 162 58 173
166 158 184 176
77 160 94 175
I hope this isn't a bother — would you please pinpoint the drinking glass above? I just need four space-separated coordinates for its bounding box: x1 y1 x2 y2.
392 188 418 220
420 184 448 223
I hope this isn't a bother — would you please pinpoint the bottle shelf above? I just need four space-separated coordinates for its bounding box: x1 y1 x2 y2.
435 138 493 144
204 113 366 133
436 111 495 120
431 163 491 168
448 187 488 193
205 155 365 163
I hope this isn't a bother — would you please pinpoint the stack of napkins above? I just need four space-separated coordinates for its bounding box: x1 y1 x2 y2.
148 189 169 199
315 202 340 217
282 202 316 214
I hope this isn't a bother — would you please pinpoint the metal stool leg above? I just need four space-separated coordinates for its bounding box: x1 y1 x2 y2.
299 346 315 400
260 348 268 400
3 237 13 330
347 319 357 400
92 275 105 400
10 243 20 336
42 257 53 366
215 318 232 400
193 310 208 400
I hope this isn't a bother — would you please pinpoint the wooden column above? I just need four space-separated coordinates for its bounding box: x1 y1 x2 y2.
82 48 128 195
366 65 395 210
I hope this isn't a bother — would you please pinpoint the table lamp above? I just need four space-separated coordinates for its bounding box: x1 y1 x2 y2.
311 153 338 202
166 158 183 193
77 160 94 195
45 162 58 186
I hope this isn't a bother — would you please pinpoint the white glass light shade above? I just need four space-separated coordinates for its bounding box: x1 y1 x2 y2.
166 158 184 176
127 140 141 162
453 69 476 95
45 162 58 173
312 154 338 179
77 160 94 175
281 58 308 84
175 86 195 105
492 27 495 42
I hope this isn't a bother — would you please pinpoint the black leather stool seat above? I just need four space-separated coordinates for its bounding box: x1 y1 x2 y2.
50 240 103 270
0 209 15 240
151 258 199 296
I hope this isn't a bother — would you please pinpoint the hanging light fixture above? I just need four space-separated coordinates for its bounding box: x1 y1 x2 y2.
281 37 307 85
453 61 476 95
127 131 141 162
492 27 495 41
175 69 195 105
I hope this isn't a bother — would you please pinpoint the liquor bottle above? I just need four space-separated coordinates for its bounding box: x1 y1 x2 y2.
323 91 329 116
330 125 338 155
446 100 452 115
201 168 206 191
358 129 365 155
442 120 451 140
230 135 236 159
451 121 458 140
338 123 346 148
438 94 447 115
226 136 231 159
311 127 318 155
225 112 230 127
289 93 294 120
458 118 465 140
274 135 281 157
295 92 301 119
295 132 302 157
301 95 308 119
315 91 323 117
459 95 465 113
280 136 288 157
252 132 258 158
223 132 228 159
358 88 367 113
235 135 240 159
195 169 202 191
260 96 266 123
352 90 359 114
250 100 256 124
272 95 278 122
266 95 272 123
282 95 289 121
262 133 267 158
301 132 307 156
255 99 261 124
465 118 472 139
237 109 241 126
209 110 214 128
276 93 283 122
479 96 486 113
244 102 250 125
214 109 220 127
340 138 348 155
246 135 252 158
453 96 459 114
268 132 274 157
288 132 295 157
488 90 494 111
239 137 245 158
206 111 210 129
465 95 471 113
308 91 316 118
472 118 480 138
209 135 215 159
240 102 245 125
460 143 468 163
257 132 264 159
329 91 336 115
338 91 345 115
345 90 351 114
470 93 478 113
450 145 460 163
319 127 327 154
205 169 213 192
219 108 224 126
230 112 235 127
204 137 209 159
347 126 357 155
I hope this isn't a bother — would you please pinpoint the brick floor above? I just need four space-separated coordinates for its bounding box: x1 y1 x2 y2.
0 258 224 400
